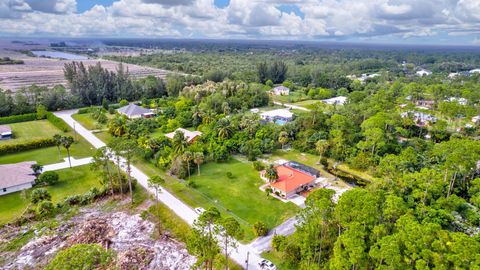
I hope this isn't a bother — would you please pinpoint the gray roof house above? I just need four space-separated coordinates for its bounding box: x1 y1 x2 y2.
0 161 36 196
117 103 154 119
0 125 12 140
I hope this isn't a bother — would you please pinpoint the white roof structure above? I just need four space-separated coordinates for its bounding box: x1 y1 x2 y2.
117 103 153 118
0 125 12 136
271 86 290 96
322 96 347 105
260 109 294 119
447 97 468 105
0 161 36 189
469 69 480 74
165 128 202 143
416 69 432 76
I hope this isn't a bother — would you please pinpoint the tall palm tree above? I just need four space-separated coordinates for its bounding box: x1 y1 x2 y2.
183 151 193 178
264 164 279 183
91 146 114 196
61 136 74 168
172 131 187 154
118 139 137 204
108 139 124 195
193 152 205 176
315 139 329 164
278 131 289 150
216 118 233 139
148 175 165 233
53 134 63 160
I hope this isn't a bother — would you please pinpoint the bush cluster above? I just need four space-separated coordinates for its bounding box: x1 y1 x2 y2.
0 138 55 155
0 113 38 124
46 112 70 132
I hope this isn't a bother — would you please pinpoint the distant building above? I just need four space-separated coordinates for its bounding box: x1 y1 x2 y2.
271 86 290 96
347 73 379 83
401 111 437 127
416 69 432 76
260 161 319 198
117 103 154 119
0 161 36 196
414 99 435 110
259 109 294 124
469 69 480 74
447 97 468 106
0 125 12 140
472 115 480 123
165 128 202 143
321 96 347 105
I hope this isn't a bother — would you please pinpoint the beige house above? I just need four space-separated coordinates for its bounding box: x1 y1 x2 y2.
165 128 203 143
0 161 36 196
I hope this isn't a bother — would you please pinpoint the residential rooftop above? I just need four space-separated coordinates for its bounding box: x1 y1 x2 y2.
0 161 36 189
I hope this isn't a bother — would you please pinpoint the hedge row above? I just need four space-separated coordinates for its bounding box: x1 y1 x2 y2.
0 113 37 124
46 112 70 132
0 138 56 155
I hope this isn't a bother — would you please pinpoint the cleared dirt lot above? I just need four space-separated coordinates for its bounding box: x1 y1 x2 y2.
0 40 169 92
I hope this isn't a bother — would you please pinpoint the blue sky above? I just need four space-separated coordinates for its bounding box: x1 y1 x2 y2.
1 0 480 45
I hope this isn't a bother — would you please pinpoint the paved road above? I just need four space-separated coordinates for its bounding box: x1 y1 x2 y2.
54 110 264 270
249 217 298 253
43 157 93 172
273 101 311 111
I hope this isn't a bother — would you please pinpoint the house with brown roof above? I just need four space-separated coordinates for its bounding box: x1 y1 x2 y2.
260 162 318 198
0 161 36 195
0 125 12 140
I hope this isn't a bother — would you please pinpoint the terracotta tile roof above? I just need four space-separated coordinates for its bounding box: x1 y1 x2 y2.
0 161 36 189
270 165 316 193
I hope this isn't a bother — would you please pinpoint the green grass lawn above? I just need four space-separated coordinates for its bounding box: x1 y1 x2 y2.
132 157 298 241
94 131 113 144
272 91 308 103
0 165 102 225
72 113 113 130
0 120 60 146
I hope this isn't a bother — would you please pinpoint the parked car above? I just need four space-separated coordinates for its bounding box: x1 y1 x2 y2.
194 207 206 215
259 259 276 270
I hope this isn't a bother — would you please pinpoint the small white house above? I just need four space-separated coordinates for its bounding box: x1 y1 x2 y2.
0 161 36 196
416 69 432 76
260 108 294 124
0 125 12 140
321 96 347 105
271 86 290 96
447 97 468 106
117 103 154 119
469 69 480 74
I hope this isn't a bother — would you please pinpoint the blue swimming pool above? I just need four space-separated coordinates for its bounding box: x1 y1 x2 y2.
275 119 287 125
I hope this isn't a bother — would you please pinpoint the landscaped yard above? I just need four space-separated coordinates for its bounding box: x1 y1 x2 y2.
72 112 114 130
0 165 102 225
0 120 94 165
132 157 298 241
272 91 307 103
0 120 60 145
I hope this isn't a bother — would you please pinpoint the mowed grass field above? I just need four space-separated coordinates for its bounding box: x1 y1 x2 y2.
0 120 94 165
0 165 102 225
0 120 58 145
133 157 298 241
72 112 114 130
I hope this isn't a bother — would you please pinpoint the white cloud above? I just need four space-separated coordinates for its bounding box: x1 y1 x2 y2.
0 0 479 43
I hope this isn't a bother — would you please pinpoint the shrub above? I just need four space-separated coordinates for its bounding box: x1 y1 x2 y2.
119 99 129 107
226 172 234 179
31 188 51 204
37 171 59 186
0 113 37 124
46 112 70 132
77 108 91 114
64 195 82 206
253 221 268 237
272 235 287 252
46 244 114 270
0 138 55 155
36 105 47 120
252 161 265 171
36 201 55 217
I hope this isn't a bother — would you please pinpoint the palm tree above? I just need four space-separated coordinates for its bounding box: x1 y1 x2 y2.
193 152 205 176
183 151 193 178
278 131 289 150
172 131 187 154
264 164 279 183
53 134 63 160
61 136 74 168
315 139 329 164
216 118 233 139
148 175 165 233
108 139 124 195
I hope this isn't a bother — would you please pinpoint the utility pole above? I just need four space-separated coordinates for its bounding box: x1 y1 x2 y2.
245 251 249 270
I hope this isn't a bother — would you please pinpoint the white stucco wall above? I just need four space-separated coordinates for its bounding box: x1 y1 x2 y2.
0 182 34 196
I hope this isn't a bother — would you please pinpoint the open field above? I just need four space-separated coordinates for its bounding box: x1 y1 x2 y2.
0 165 101 225
271 91 308 103
0 40 170 91
0 120 59 145
0 120 94 165
72 112 114 130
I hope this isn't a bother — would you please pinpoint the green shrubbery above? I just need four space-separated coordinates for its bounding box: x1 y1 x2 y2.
0 138 56 155
46 112 70 132
253 221 268 237
46 244 115 270
37 171 59 186
0 113 37 124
